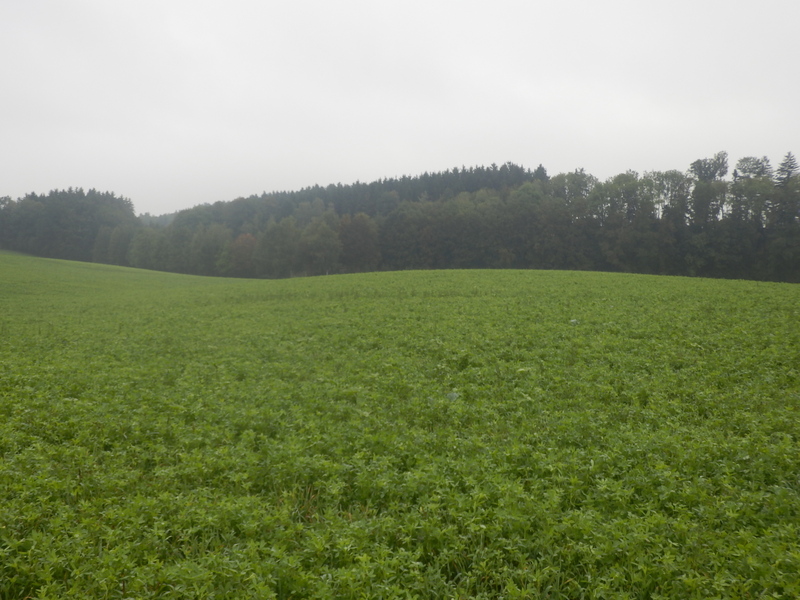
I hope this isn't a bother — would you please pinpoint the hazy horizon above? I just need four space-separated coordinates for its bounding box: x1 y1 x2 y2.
3 0 798 216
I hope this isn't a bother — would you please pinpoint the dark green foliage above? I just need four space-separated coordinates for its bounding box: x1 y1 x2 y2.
0 188 137 262
2 155 799 281
298 218 342 276
226 233 259 278
690 150 728 183
188 224 232 276
256 217 301 278
775 152 798 187
338 213 381 273
128 227 170 271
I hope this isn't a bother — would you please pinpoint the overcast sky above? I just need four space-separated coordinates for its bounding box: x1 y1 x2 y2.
2 0 798 215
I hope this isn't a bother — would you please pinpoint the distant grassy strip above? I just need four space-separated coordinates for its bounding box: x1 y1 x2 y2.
1 251 799 599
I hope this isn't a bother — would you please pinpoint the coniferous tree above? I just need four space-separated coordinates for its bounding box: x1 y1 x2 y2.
3 156 798 282
775 152 798 187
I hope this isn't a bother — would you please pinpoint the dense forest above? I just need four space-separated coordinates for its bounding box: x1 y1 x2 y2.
1 152 799 282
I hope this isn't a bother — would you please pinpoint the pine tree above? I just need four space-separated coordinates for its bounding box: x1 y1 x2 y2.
775 152 798 187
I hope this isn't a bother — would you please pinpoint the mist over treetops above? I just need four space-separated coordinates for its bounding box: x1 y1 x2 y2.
1 153 798 282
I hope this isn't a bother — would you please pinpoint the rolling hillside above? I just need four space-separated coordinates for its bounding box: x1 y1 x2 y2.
1 251 799 598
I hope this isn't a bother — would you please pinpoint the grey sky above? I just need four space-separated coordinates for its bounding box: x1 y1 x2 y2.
2 0 798 216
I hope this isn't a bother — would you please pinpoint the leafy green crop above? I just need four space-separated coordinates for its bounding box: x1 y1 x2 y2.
1 251 799 598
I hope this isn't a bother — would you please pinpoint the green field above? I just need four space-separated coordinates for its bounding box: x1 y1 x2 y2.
1 251 799 599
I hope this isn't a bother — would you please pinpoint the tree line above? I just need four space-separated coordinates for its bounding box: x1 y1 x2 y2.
1 154 798 282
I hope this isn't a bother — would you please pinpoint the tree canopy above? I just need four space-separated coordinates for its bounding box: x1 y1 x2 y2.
1 156 798 282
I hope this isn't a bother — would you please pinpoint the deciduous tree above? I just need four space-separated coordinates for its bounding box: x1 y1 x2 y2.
339 213 381 273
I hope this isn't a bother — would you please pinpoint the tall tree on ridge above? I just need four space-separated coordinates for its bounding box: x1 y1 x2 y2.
689 151 728 228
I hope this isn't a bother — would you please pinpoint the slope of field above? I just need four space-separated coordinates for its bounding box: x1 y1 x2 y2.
1 251 799 599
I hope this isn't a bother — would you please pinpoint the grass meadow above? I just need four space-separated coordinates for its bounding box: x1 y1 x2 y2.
1 250 799 599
